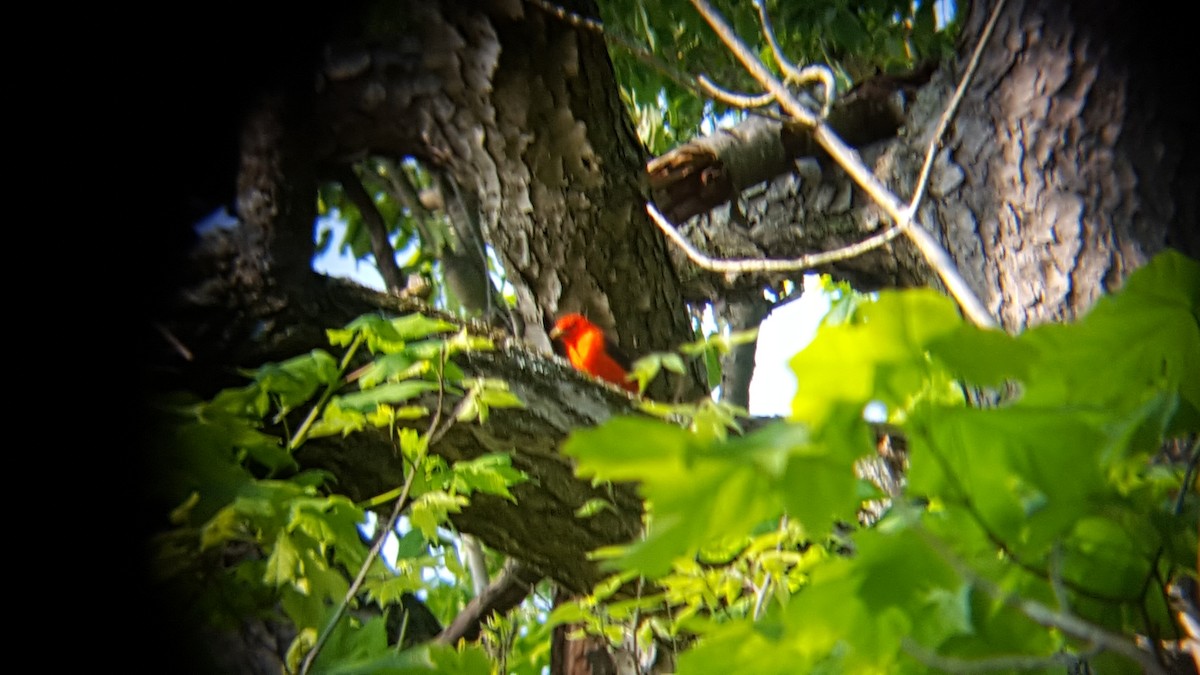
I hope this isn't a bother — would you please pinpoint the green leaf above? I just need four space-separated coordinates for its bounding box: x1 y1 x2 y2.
309 615 394 674
391 527 429 560
929 325 1035 387
1020 250 1200 418
703 341 722 391
233 425 297 473
245 349 340 410
265 530 303 588
661 353 687 374
473 378 525 411
630 354 664 392
335 313 456 355
365 574 425 608
566 418 812 576
451 452 528 501
390 313 459 341
427 643 493 674
1059 515 1150 601
564 416 696 483
575 498 615 518
791 289 963 426
310 401 367 439
446 328 495 354
358 353 427 389
779 413 871 536
546 599 589 627
364 404 429 430
409 491 469 540
909 405 1109 553
335 381 441 412
399 428 427 463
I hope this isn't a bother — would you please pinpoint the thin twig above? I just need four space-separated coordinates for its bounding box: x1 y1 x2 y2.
378 158 439 258
689 0 998 329
289 334 364 451
920 428 1140 605
908 0 1006 215
753 0 834 115
1048 543 1070 611
154 322 194 361
697 74 775 109
335 165 406 295
526 0 788 128
525 0 712 105
630 575 644 664
920 528 1170 675
299 345 460 675
647 201 904 274
1174 435 1199 516
752 514 788 621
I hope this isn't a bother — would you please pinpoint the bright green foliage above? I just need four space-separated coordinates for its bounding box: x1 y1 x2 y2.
152 252 1200 673
560 250 1199 673
149 312 532 674
456 378 526 424
790 287 965 426
630 350 690 394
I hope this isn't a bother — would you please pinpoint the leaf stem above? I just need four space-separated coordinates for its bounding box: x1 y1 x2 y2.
299 343 461 675
289 333 364 451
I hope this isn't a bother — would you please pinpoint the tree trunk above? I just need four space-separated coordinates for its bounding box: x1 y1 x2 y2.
903 0 1198 330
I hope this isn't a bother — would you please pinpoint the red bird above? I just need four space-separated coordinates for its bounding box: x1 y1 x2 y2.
549 313 638 394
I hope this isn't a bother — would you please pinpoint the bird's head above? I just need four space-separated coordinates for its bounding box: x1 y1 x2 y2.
549 313 589 341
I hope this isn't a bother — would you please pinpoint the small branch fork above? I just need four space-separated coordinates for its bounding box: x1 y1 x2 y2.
654 0 1006 329
917 529 1170 675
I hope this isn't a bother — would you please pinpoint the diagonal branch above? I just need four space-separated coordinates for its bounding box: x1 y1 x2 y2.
647 201 905 274
301 346 464 675
908 0 1007 218
919 528 1170 675
335 165 406 295
689 0 998 330
437 559 544 645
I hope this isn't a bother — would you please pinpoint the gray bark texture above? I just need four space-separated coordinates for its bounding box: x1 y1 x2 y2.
135 0 1197 671
660 0 1196 332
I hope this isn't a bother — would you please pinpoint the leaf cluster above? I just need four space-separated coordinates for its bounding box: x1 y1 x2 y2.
149 251 1199 673
562 250 1200 673
148 312 529 673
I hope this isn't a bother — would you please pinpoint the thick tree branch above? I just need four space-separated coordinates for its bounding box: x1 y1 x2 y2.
334 164 406 294
647 75 927 226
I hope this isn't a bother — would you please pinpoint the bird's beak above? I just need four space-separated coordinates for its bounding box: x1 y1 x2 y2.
549 326 563 339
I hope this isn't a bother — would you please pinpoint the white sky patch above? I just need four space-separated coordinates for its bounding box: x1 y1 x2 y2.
748 275 830 417
313 215 388 291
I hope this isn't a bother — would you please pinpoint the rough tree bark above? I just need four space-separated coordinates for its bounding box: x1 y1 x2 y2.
655 0 1197 330
140 0 1197 671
